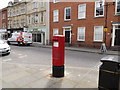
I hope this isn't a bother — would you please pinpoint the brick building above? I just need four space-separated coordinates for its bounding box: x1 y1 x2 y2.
0 8 8 29
0 10 2 29
0 7 8 40
50 0 120 48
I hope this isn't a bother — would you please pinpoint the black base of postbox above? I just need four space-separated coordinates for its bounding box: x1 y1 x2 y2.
52 65 64 77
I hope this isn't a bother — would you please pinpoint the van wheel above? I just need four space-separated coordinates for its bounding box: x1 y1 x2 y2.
18 42 20 46
27 44 30 46
7 41 11 45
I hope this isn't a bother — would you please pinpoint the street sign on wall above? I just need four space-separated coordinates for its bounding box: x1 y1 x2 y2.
104 28 108 32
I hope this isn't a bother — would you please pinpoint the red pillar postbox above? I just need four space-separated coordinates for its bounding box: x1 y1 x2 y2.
52 35 65 77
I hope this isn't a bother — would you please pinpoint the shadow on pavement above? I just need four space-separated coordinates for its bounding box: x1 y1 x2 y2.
45 75 63 88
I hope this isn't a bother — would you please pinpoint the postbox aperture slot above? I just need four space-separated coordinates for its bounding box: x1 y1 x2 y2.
53 39 58 41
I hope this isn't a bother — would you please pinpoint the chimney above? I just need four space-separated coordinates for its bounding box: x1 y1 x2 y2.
13 0 19 4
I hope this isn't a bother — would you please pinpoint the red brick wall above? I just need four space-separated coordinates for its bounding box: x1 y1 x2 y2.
0 10 2 29
2 8 8 29
50 2 119 48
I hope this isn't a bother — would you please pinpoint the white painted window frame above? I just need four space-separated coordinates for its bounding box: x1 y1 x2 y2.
94 26 104 42
115 0 120 15
53 0 59 3
77 27 85 41
112 24 120 46
34 13 38 24
40 12 44 23
78 4 86 19
28 15 31 24
41 0 45 8
2 14 5 19
33 1 38 9
64 7 71 21
53 28 59 35
94 0 104 17
53 10 59 22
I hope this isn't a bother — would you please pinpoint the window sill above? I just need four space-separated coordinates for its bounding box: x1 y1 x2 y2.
53 2 59 3
94 16 104 18
77 40 85 42
34 23 38 24
114 14 120 16
93 41 103 43
53 21 59 23
64 19 71 22
40 23 46 26
78 18 86 20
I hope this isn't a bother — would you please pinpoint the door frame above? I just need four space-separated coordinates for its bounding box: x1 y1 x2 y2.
112 24 120 46
33 32 43 44
39 33 44 44
39 33 43 44
63 27 71 44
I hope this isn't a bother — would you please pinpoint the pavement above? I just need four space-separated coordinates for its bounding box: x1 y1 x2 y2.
1 61 100 88
0 42 119 89
32 42 119 56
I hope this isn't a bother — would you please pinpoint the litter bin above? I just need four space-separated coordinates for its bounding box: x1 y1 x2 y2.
98 56 120 90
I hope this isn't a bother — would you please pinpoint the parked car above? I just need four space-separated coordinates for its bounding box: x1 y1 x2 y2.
0 40 11 55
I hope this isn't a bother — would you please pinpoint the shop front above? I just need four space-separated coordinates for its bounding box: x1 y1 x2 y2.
28 26 48 45
112 22 120 46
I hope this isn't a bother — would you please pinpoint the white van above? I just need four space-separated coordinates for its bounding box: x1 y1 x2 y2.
8 31 32 45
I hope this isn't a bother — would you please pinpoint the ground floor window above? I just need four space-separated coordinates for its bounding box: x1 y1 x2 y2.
0 33 8 40
77 27 85 41
32 33 42 43
94 26 103 42
53 28 59 35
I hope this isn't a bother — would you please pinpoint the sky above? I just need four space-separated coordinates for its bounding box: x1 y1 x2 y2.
0 0 14 9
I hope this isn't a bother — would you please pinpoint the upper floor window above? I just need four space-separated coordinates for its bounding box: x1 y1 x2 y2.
40 12 44 23
64 7 71 21
34 13 38 24
95 0 104 17
53 0 59 3
33 1 38 9
13 9 16 16
78 4 86 19
16 7 19 15
20 6 25 14
53 10 59 22
2 14 5 19
8 20 12 29
116 0 120 15
41 0 45 7
21 19 25 27
8 10 11 17
28 15 31 24
16 20 19 26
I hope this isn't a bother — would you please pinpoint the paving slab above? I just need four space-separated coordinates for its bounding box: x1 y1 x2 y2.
1 61 101 88
50 79 77 88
